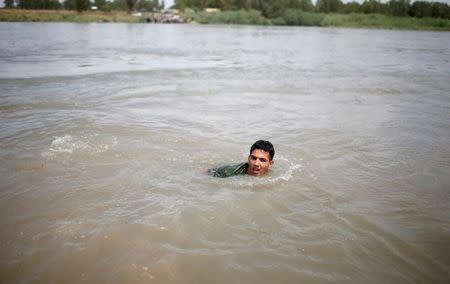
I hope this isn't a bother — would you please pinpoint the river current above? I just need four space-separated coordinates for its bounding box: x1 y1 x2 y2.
1 23 449 283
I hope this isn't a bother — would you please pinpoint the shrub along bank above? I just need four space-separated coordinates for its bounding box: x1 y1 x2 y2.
0 9 145 22
184 9 450 30
1 8 449 30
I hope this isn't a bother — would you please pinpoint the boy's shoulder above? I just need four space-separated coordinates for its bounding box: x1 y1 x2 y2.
208 162 248 178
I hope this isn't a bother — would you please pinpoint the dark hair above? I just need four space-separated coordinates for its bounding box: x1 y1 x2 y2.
250 140 275 161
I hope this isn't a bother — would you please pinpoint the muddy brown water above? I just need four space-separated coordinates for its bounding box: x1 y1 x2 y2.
1 23 450 283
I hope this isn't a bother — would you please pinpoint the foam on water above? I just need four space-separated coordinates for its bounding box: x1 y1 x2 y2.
49 135 87 153
41 134 118 157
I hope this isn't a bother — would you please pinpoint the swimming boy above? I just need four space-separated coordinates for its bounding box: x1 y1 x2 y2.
208 140 275 178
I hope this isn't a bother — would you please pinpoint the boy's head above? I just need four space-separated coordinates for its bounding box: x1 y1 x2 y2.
247 140 275 176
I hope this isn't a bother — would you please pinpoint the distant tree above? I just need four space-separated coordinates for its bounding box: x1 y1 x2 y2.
17 0 61 9
173 0 181 9
63 0 89 11
409 1 431 18
215 0 312 13
136 0 160 11
4 0 14 8
260 0 284 18
64 0 75 10
282 0 313 12
42 0 60 9
94 0 107 10
316 0 343 13
249 0 261 11
76 0 90 12
361 0 387 14
126 0 136 11
102 2 113 12
17 0 31 9
431 1 450 19
299 0 314 12
63 0 76 9
388 0 410 17
341 1 362 14
110 0 127 10
18 0 26 9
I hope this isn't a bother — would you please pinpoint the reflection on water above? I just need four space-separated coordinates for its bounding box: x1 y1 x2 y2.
1 23 450 283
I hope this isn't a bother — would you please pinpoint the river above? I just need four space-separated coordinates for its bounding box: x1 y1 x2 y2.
1 22 449 283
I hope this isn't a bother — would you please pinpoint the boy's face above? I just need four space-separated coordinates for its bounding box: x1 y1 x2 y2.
247 149 273 176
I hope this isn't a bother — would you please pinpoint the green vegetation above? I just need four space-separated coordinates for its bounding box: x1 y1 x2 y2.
0 9 146 23
320 12 450 29
174 0 450 20
184 9 270 25
2 0 450 30
182 9 450 30
176 0 450 30
6 0 162 12
273 9 325 26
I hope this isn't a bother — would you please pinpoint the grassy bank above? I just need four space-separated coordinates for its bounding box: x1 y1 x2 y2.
320 12 450 30
183 9 270 25
0 9 145 23
186 9 450 30
1 8 449 30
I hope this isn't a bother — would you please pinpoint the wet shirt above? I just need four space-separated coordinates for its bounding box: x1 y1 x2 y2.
208 162 248 178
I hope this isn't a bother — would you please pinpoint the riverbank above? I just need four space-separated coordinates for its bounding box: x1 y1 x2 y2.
0 9 146 23
1 8 449 30
185 9 450 31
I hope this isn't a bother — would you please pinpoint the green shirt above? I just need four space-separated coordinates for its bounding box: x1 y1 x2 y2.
208 162 248 178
